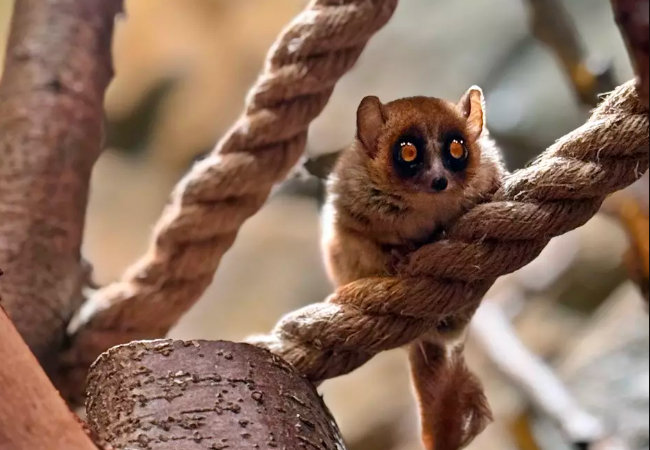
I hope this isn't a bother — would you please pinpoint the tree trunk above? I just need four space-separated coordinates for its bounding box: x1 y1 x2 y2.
0 0 122 369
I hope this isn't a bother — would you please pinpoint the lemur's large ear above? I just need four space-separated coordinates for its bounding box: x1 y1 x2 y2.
457 86 486 141
357 96 386 157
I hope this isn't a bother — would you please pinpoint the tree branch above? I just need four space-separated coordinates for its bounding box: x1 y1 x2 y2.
526 0 617 108
86 340 346 450
611 0 650 107
0 0 122 369
0 306 97 450
471 302 607 445
602 174 650 303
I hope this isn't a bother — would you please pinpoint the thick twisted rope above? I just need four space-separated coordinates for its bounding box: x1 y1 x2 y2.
250 81 650 382
60 0 399 395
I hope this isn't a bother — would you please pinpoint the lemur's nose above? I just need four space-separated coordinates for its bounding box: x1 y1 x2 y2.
431 177 449 192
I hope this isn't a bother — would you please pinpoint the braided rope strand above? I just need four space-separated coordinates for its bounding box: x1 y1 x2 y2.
60 0 399 395
250 81 650 383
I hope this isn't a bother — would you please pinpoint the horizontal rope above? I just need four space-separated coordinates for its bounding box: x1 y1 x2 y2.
249 81 650 383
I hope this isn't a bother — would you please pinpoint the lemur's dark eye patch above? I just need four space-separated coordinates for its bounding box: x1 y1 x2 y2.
442 134 469 173
392 131 426 179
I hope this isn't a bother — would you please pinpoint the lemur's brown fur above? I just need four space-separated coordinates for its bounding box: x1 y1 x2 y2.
320 87 504 449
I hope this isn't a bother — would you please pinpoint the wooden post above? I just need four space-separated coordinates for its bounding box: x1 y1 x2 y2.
86 340 347 450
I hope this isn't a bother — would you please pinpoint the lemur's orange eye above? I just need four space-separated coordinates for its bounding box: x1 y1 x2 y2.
400 142 418 162
450 140 466 160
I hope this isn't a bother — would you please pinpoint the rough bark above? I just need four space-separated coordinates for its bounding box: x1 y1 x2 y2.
86 340 347 450
611 0 650 108
0 0 123 368
0 307 97 450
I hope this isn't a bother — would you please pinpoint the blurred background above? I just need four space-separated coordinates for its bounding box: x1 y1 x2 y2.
1 1 648 449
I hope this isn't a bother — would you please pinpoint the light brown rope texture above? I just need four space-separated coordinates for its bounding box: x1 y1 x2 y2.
63 0 399 376
250 81 649 382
